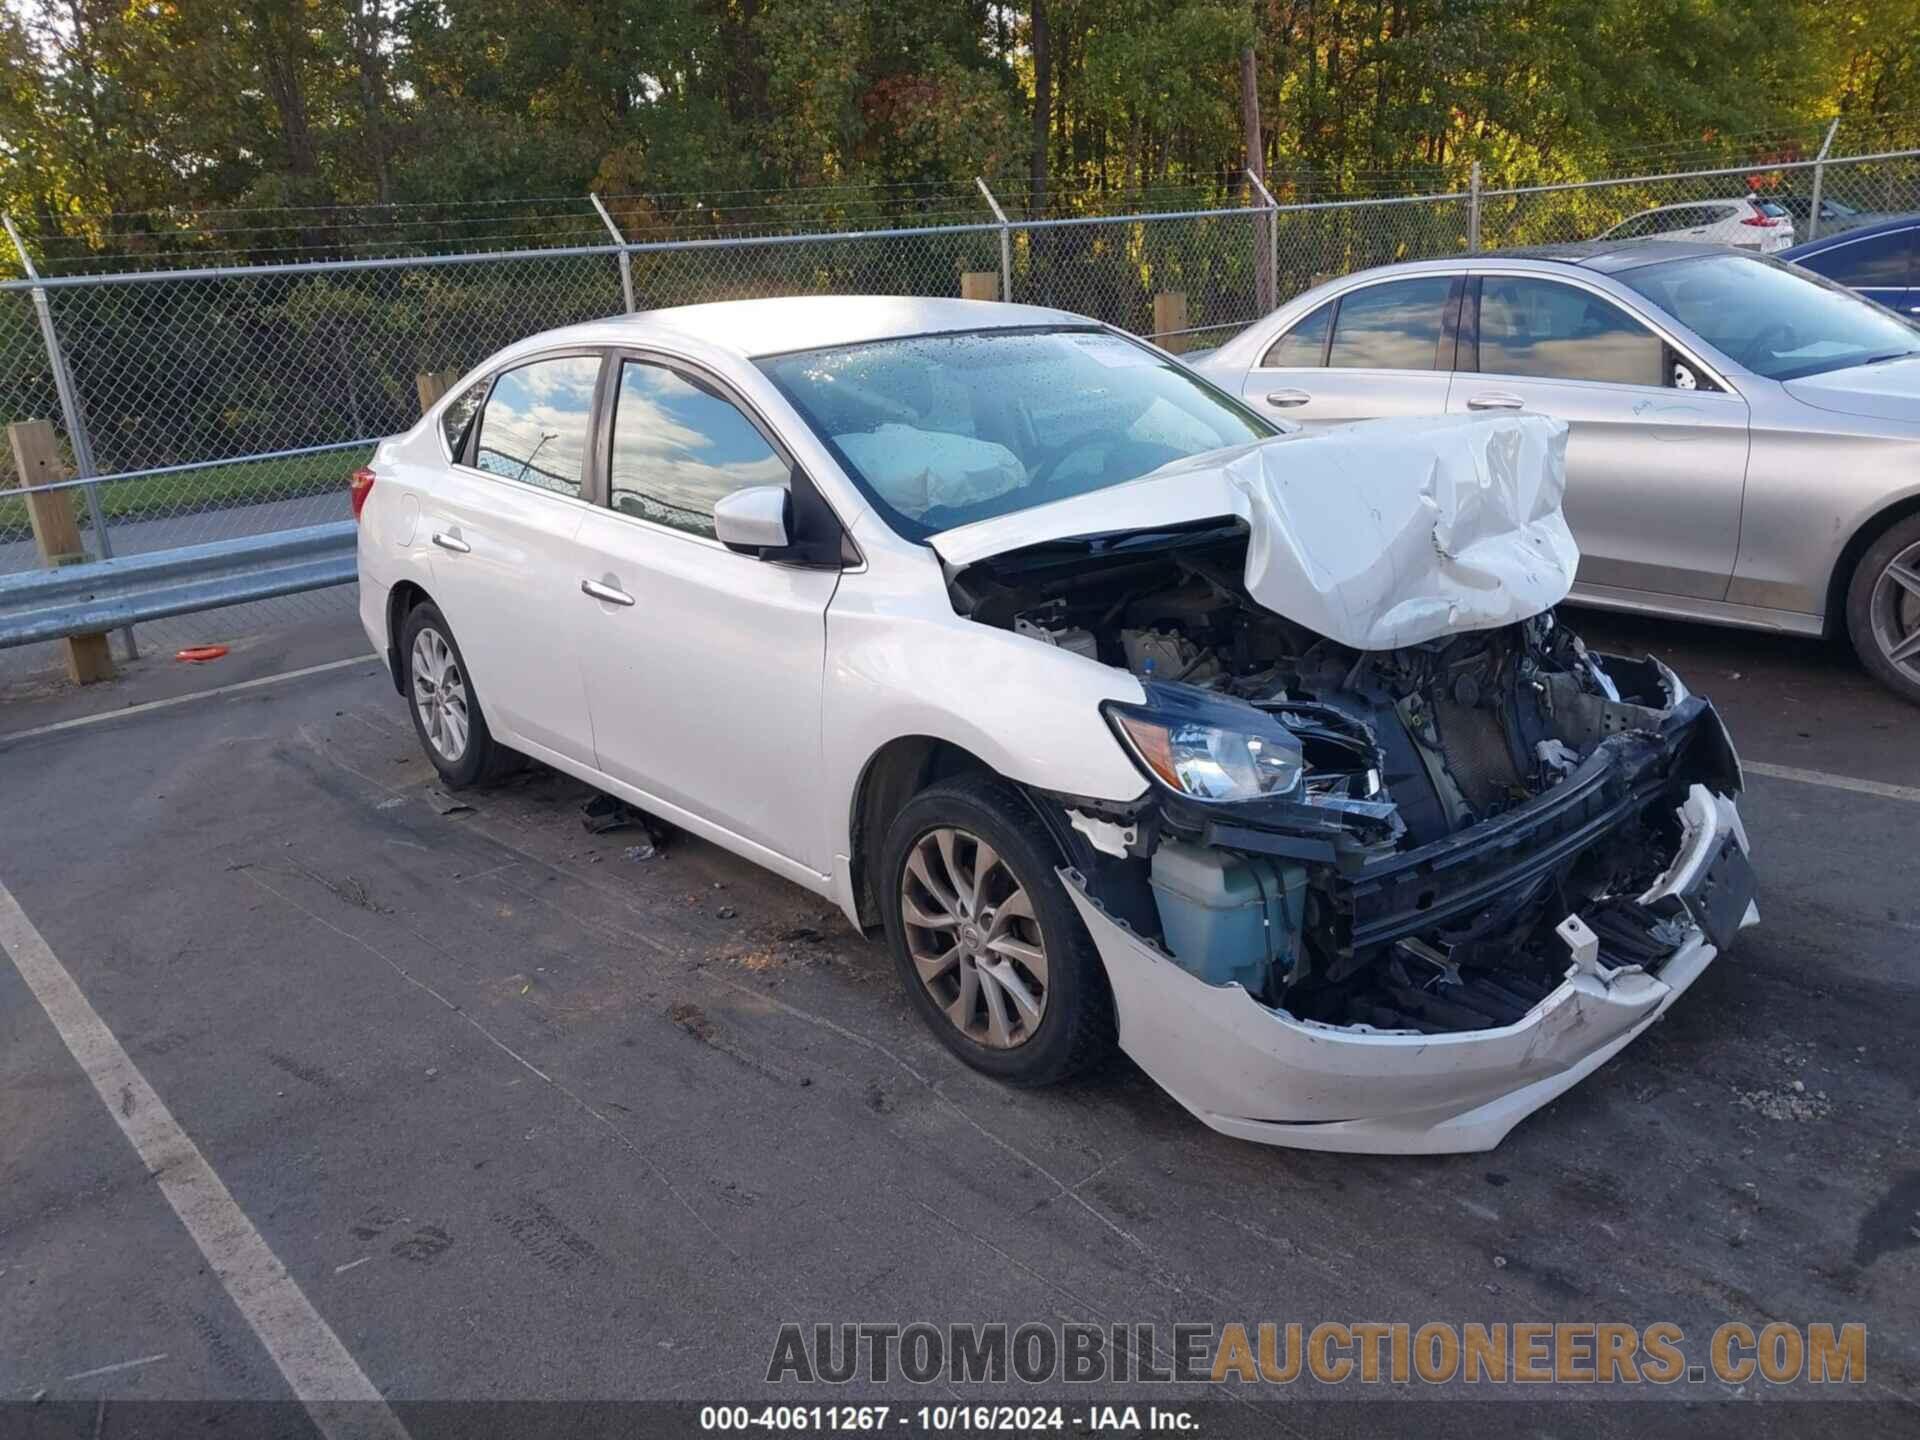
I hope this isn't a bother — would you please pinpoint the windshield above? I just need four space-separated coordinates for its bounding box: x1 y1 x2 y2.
756 327 1274 540
1619 252 1920 380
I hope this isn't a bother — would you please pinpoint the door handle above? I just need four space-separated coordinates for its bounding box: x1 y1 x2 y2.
580 578 636 607
430 531 470 554
1264 388 1312 407
1466 392 1525 411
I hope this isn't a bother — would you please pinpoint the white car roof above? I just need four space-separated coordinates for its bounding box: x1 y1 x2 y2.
524 295 1095 362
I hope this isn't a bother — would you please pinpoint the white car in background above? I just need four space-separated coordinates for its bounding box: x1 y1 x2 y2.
1596 197 1794 252
352 296 1754 1154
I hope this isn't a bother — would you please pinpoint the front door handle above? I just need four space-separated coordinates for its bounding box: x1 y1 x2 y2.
1466 392 1525 411
1264 388 1312 407
430 531 470 554
580 578 636 607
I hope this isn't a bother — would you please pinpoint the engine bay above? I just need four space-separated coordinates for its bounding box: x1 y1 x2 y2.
949 520 1747 1036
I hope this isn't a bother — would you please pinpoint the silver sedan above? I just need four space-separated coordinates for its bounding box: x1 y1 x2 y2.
1193 242 1920 703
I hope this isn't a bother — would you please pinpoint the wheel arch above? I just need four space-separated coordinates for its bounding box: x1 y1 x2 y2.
1825 492 1920 640
384 579 435 694
846 735 996 932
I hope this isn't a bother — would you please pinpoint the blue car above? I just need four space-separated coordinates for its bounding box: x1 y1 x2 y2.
1782 214 1920 316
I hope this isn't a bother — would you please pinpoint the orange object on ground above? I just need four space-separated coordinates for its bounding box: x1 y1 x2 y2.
175 645 229 663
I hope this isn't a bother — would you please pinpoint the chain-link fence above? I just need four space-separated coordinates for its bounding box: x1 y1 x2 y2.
6 131 1920 681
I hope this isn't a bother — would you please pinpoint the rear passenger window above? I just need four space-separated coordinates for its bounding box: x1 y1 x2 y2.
1261 302 1332 368
472 355 600 498
608 360 790 539
1808 231 1915 288
440 377 487 456
1327 278 1452 370
1477 278 1663 386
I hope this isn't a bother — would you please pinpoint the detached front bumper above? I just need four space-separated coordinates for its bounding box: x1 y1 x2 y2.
1063 785 1755 1155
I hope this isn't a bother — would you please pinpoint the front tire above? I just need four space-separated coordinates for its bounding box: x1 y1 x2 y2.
1845 514 1920 706
879 775 1114 1086
400 602 516 788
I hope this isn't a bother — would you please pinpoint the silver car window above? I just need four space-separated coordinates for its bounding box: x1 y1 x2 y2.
1621 252 1920 380
1326 278 1452 371
607 360 791 540
472 355 599 498
1260 301 1333 368
1478 278 1664 386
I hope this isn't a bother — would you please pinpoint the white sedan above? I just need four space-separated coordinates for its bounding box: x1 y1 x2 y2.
353 296 1755 1154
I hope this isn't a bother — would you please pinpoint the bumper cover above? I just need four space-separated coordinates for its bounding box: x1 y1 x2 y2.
1063 785 1754 1155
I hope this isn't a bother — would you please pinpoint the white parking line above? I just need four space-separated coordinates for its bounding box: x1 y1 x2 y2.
0 879 409 1440
1745 760 1920 805
0 654 380 747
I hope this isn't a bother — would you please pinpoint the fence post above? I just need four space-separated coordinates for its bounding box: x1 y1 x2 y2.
590 192 637 313
1806 118 1841 243
415 369 459 414
1246 168 1280 314
4 214 136 660
960 271 1000 302
8 419 114 683
1468 161 1483 253
975 177 1013 303
1154 292 1189 352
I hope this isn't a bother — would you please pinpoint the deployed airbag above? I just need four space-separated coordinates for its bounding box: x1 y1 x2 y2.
835 424 1024 519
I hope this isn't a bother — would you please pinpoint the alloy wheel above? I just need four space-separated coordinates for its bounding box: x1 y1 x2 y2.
900 826 1049 1049
1869 539 1920 687
411 626 470 762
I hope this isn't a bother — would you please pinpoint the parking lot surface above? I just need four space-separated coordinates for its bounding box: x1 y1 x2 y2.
1 606 1916 1433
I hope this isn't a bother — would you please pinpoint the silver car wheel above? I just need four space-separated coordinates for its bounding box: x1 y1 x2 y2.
900 826 1049 1050
1869 539 1920 684
411 626 470 762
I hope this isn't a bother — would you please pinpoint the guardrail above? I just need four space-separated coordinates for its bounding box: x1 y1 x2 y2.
0 522 354 648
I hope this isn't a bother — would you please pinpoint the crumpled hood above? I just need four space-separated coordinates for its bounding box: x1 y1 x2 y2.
930 413 1577 651
1783 354 1920 423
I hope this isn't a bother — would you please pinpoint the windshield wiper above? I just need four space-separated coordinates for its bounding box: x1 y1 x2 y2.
1857 350 1920 368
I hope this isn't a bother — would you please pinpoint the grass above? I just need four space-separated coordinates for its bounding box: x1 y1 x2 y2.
0 446 371 549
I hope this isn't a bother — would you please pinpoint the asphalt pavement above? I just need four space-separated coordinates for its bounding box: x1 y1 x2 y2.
0 604 1915 1435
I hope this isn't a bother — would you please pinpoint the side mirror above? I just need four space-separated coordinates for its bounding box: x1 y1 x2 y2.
713 485 791 554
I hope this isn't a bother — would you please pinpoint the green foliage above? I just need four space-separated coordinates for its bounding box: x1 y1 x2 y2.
5 0 1914 256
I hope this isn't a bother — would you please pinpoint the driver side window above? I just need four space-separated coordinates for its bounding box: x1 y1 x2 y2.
1476 278 1664 387
608 361 791 539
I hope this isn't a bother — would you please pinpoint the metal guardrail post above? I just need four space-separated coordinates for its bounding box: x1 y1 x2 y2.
1468 161 1483 253
1246 168 1280 313
1807 118 1841 243
4 213 137 659
976 178 1013 302
589 193 637 313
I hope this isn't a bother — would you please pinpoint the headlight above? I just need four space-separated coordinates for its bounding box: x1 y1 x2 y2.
1106 685 1306 803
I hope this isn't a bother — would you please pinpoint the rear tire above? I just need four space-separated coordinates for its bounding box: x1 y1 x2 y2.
879 775 1115 1086
1845 514 1920 706
399 602 518 788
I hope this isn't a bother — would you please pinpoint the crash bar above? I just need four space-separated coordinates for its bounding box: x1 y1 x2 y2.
0 522 355 648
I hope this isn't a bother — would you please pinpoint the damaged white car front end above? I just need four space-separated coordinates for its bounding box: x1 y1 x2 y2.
935 413 1756 1155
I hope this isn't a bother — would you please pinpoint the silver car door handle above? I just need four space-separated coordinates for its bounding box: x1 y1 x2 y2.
1466 392 1525 411
580 578 636 607
430 531 470 554
1264 388 1312 407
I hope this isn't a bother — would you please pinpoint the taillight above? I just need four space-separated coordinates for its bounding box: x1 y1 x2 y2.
1741 214 1777 227
349 466 376 522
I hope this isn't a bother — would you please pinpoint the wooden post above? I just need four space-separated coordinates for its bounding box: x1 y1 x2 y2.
7 419 114 684
415 368 459 415
1154 292 1190 353
960 271 1000 302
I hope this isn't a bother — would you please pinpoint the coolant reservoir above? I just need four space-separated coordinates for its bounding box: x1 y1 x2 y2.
1149 841 1305 994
